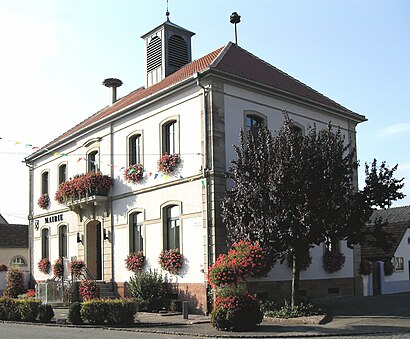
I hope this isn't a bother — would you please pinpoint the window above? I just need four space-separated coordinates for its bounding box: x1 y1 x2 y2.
164 205 180 250
324 237 341 253
130 212 144 252
41 171 49 194
10 256 26 266
395 257 404 271
87 150 98 172
41 228 49 259
290 123 304 136
163 120 176 154
58 164 67 184
59 225 68 258
245 112 266 136
129 134 142 165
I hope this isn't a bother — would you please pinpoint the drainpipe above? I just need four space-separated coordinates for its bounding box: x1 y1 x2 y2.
109 122 115 293
24 160 34 288
195 72 212 313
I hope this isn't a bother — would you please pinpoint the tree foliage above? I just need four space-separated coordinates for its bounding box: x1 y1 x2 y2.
222 115 405 305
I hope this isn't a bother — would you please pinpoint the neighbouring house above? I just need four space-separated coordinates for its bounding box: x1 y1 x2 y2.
0 217 30 294
361 205 410 296
24 14 366 313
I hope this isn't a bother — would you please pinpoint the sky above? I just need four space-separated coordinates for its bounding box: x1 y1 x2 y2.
0 0 409 224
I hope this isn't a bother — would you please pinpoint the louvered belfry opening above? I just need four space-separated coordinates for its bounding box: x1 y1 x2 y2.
147 36 162 72
168 35 188 69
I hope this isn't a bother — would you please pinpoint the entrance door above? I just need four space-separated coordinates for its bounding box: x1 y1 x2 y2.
86 221 102 280
372 262 381 295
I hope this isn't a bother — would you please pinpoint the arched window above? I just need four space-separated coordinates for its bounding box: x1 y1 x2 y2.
164 205 180 250
59 225 68 258
58 164 67 184
41 171 49 194
10 256 26 266
246 114 265 132
162 119 178 154
42 228 49 259
130 212 144 253
129 133 142 165
87 150 98 172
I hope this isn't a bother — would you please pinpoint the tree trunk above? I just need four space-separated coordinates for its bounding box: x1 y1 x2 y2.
291 254 300 307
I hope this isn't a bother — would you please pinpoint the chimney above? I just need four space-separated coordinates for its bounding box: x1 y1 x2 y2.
102 78 123 104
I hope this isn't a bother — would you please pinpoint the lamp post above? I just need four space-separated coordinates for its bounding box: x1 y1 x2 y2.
230 12 241 45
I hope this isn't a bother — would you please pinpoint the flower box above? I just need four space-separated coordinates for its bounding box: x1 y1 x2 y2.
124 164 144 184
38 258 51 274
38 193 50 210
157 153 180 175
159 249 183 275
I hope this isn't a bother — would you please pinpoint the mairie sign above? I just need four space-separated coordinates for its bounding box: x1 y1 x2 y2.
45 214 64 224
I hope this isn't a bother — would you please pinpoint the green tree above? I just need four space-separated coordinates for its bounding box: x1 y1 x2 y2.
222 116 404 306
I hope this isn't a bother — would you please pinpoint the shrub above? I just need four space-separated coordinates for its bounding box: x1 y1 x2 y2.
124 164 145 183
18 289 36 299
37 193 50 209
3 267 25 298
105 299 137 324
264 300 325 318
360 259 373 275
384 259 394 276
38 304 54 323
53 258 64 279
17 299 41 321
0 264 8 272
210 285 263 331
81 300 108 324
159 249 183 275
125 252 145 273
69 260 85 278
208 254 239 288
157 153 180 175
128 270 164 311
0 297 20 321
323 250 346 273
79 280 100 300
68 302 83 324
38 258 51 274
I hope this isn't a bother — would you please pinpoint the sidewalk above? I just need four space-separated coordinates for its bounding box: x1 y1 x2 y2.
52 293 410 338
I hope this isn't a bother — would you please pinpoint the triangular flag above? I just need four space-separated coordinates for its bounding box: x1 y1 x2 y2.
53 152 60 156
25 144 32 147
15 141 21 145
179 175 184 179
77 157 83 162
120 167 125 171
165 175 169 179
32 146 39 150
154 173 158 179
128 168 135 174
149 172 152 176
201 180 205 188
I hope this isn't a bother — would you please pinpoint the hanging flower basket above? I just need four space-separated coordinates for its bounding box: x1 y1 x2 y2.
384 259 394 276
287 250 312 271
157 153 180 175
69 260 85 278
124 164 145 184
323 250 346 273
159 249 184 274
38 193 50 210
38 258 51 274
53 258 64 278
125 251 146 272
359 259 373 275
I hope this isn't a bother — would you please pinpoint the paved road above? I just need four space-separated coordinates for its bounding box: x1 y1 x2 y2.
0 322 200 339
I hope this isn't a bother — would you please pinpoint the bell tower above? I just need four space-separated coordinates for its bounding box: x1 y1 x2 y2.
141 11 195 87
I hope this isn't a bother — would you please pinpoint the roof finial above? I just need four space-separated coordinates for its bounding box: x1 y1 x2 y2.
230 12 241 45
166 0 170 21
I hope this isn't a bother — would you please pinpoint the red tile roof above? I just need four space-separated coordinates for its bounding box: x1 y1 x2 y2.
32 43 363 156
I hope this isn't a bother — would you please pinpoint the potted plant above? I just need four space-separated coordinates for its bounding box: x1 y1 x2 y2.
38 258 51 274
384 259 394 276
159 249 184 274
123 164 145 184
37 193 50 210
79 280 100 300
125 251 146 272
157 153 180 175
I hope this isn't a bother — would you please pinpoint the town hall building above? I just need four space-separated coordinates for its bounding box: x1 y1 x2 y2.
25 14 366 313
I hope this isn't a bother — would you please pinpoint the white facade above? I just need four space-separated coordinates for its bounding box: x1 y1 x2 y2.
26 20 365 313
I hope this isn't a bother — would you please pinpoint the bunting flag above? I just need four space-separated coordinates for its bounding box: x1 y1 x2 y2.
201 180 205 188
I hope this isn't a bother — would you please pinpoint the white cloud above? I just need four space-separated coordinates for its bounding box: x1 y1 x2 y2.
379 123 410 137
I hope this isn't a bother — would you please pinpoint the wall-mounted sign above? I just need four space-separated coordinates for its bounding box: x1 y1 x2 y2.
34 220 39 231
45 214 64 224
